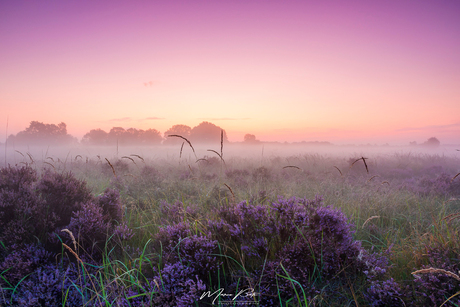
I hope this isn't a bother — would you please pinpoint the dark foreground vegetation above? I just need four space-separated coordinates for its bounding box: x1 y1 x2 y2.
1 150 460 306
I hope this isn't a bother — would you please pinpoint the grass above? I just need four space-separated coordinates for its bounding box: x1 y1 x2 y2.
1 148 460 305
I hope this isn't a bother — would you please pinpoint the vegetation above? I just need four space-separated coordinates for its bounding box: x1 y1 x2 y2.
1 146 460 306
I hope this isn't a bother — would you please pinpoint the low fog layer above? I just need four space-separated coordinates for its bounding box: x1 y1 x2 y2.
2 120 457 166
2 142 459 168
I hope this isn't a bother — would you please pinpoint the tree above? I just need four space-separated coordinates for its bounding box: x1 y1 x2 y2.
163 124 192 145
140 128 163 145
82 127 163 146
422 137 440 147
108 127 126 145
7 121 76 145
243 134 259 144
189 122 228 144
82 129 108 145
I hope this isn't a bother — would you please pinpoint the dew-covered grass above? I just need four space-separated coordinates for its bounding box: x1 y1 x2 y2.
1 146 460 306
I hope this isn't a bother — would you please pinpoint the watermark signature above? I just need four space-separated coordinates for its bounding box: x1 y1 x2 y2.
200 287 260 305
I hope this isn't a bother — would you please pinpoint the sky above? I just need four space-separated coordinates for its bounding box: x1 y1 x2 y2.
1 0 459 145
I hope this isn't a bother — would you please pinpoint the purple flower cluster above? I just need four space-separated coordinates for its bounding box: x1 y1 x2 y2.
208 196 393 305
365 278 407 307
146 221 221 305
0 245 101 306
399 173 460 197
412 246 460 306
0 165 133 305
151 262 207 307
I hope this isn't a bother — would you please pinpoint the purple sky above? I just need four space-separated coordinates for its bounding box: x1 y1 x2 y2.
1 0 459 144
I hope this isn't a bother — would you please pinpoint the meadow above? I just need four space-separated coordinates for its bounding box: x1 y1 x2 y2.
1 143 460 306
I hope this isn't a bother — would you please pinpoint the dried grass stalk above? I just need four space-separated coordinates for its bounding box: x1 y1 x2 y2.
368 175 379 182
220 129 224 158
333 166 343 176
122 156 136 165
62 243 82 263
105 158 116 176
180 142 184 159
207 149 225 164
283 165 301 170
130 154 145 163
412 267 460 282
441 212 460 223
43 161 55 170
61 229 77 251
224 183 235 202
168 134 197 158
351 157 369 174
362 216 380 229
15 150 24 157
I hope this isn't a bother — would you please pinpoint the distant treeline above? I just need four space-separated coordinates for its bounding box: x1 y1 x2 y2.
6 121 237 146
6 121 77 146
5 121 442 148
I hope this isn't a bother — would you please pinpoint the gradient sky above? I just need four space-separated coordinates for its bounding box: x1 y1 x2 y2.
1 0 459 145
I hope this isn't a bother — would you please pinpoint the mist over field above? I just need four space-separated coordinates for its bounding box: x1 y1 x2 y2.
2 141 459 167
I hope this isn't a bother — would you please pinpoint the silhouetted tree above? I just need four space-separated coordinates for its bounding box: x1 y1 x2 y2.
243 134 260 144
140 128 163 145
7 121 76 145
163 124 192 145
422 137 440 147
82 127 162 146
82 129 108 145
189 122 228 144
108 127 126 145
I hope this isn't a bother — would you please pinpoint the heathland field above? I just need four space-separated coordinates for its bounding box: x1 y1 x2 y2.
1 144 460 306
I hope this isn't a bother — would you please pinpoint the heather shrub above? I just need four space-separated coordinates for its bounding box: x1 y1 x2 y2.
0 164 131 251
0 166 42 246
0 165 37 190
97 187 123 224
2 260 101 307
0 183 43 246
151 262 206 307
61 188 132 257
401 173 460 197
208 196 393 304
365 278 407 307
0 166 97 247
142 220 225 305
209 200 273 261
0 165 133 305
155 222 220 281
37 169 93 228
411 246 460 306
257 200 368 303
0 244 52 285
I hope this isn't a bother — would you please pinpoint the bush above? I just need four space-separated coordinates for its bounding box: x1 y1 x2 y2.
208 196 393 305
0 165 133 305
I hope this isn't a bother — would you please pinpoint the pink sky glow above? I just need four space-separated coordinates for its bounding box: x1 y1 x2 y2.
1 0 459 145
